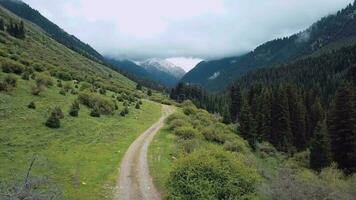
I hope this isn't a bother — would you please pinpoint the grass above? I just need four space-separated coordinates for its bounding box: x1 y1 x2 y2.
148 127 176 197
0 72 162 200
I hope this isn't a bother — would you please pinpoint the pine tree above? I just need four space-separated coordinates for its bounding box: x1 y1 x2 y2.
287 85 307 150
239 101 257 150
329 86 356 173
309 98 325 140
230 84 242 122
0 18 4 31
271 87 293 153
147 89 152 96
45 111 60 129
310 121 332 171
69 101 80 117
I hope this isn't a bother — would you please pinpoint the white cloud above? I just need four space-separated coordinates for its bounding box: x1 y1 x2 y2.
23 0 354 66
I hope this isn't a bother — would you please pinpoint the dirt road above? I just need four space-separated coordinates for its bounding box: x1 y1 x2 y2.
114 105 174 200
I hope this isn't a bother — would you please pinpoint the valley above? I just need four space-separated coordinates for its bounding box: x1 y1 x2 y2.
0 0 356 200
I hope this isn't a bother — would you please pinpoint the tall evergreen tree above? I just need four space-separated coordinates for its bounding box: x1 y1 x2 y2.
287 85 307 150
239 101 257 149
329 86 356 173
230 84 242 122
310 121 332 171
0 18 4 31
271 87 293 153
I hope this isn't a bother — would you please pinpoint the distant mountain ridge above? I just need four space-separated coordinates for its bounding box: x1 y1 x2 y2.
107 58 186 88
0 0 104 62
182 1 356 91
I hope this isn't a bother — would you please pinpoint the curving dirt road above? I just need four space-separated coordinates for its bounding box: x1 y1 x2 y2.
114 105 174 200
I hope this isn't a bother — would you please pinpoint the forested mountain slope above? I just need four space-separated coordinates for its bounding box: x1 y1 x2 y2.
182 1 356 91
0 0 104 62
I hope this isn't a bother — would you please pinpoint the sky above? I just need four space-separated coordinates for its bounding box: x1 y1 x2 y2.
23 0 354 71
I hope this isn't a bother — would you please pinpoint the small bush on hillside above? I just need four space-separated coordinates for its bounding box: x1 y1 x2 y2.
168 119 190 131
31 85 45 96
224 139 248 153
4 74 17 87
177 139 200 154
183 106 197 116
28 101 36 109
57 81 63 88
1 60 25 74
59 89 66 96
55 71 72 81
135 103 140 109
78 91 116 114
166 113 189 124
79 82 91 91
174 126 199 140
63 82 72 92
45 110 61 129
90 106 101 118
69 101 80 117
139 100 143 105
147 89 152 96
167 148 260 199
53 107 64 119
99 88 106 95
32 62 46 72
36 73 53 87
0 82 8 92
201 128 226 144
21 71 30 80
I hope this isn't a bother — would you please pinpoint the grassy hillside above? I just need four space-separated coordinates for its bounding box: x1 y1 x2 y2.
0 4 166 200
0 6 135 92
0 71 162 199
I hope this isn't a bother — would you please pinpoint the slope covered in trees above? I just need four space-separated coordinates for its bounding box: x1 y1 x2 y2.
182 1 356 91
0 0 104 61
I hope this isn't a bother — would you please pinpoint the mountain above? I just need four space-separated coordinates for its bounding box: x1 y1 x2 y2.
108 58 185 88
182 1 356 91
0 3 135 90
0 0 104 62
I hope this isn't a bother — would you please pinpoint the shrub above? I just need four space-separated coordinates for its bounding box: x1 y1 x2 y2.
183 106 197 116
147 89 152 96
4 74 17 87
28 101 36 109
53 107 64 119
124 106 129 115
21 71 30 80
32 62 46 72
79 82 91 91
167 149 260 199
63 82 73 92
36 73 53 87
99 88 106 95
168 119 190 131
69 101 80 117
201 128 226 144
56 71 72 81
78 91 115 114
57 81 63 88
59 89 66 96
224 139 248 153
45 111 61 129
90 106 100 117
135 103 140 109
1 60 25 74
31 85 45 96
139 100 143 105
174 126 199 140
178 139 200 154
0 82 8 92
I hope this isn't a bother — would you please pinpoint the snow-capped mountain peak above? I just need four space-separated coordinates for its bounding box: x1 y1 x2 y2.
139 58 186 79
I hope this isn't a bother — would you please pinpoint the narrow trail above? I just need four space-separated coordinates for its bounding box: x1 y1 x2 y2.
114 105 174 200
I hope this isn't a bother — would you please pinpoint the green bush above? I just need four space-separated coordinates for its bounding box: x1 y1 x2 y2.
53 107 64 119
201 128 226 144
4 74 17 87
78 91 116 114
32 62 46 72
168 119 190 131
45 109 61 129
135 103 140 109
69 101 80 117
59 89 66 96
183 106 197 116
174 126 199 140
1 60 25 74
90 106 101 118
79 82 92 92
36 73 53 87
224 139 248 153
63 82 73 92
31 85 45 96
28 101 36 109
21 71 30 80
167 149 260 199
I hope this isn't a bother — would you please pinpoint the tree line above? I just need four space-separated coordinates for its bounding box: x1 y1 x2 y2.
0 18 25 39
